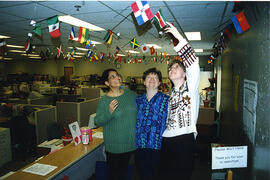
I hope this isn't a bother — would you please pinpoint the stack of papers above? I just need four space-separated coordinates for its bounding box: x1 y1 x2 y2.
92 132 103 139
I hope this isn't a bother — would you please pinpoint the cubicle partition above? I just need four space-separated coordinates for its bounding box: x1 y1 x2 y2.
34 105 57 144
56 98 100 128
81 87 100 100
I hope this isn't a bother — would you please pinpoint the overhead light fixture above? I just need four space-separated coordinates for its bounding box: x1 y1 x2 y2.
184 32 201 41
68 47 89 51
58 15 105 31
145 44 162 49
7 44 24 48
194 49 203 52
21 54 40 57
1 57 13 60
117 54 126 57
9 50 25 53
75 52 86 55
0 35 11 39
72 38 102 45
125 50 140 54
72 55 83 58
28 56 41 59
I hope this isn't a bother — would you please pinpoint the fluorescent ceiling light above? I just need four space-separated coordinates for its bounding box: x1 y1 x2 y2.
7 44 24 48
72 38 102 45
194 49 203 52
73 55 83 58
125 50 140 54
58 15 105 31
1 57 13 60
28 56 41 59
75 52 86 55
184 32 201 41
0 35 11 39
117 54 126 57
145 44 162 49
68 47 89 51
21 54 40 57
9 50 25 53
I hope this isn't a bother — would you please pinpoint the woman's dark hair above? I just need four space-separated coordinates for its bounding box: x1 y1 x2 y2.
168 60 186 73
101 68 117 85
142 68 162 82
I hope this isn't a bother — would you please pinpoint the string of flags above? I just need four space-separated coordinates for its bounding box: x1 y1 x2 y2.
208 10 251 64
3 0 252 65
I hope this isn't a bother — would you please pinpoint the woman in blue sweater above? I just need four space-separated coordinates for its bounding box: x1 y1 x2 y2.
135 68 169 180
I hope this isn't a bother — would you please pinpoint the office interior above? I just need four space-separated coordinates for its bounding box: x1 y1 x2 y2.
0 1 269 180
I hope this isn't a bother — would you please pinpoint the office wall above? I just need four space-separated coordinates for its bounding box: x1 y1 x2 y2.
220 2 269 180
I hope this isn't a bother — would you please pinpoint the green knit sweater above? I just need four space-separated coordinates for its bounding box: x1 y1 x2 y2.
94 89 137 153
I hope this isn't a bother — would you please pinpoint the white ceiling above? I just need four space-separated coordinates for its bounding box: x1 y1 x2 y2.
0 1 237 59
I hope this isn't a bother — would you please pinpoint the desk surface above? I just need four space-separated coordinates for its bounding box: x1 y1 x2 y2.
6 132 103 180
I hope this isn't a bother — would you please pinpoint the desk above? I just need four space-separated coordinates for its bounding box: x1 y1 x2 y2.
6 135 105 180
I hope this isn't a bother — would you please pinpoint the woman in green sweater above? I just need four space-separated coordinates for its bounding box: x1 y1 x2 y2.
94 68 137 180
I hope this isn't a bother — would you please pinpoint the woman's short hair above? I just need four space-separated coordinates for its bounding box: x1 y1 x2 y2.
168 60 186 73
101 68 117 85
142 68 162 82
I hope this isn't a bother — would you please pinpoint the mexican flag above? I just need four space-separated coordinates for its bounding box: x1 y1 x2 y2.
47 16 61 38
153 9 167 29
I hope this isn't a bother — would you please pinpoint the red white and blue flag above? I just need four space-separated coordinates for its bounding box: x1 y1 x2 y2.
131 0 153 26
69 27 75 40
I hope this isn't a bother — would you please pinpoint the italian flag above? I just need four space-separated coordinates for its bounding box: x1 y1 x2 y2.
153 9 167 29
47 16 61 38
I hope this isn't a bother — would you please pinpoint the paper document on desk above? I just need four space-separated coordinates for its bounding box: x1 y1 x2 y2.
22 163 57 176
92 132 103 139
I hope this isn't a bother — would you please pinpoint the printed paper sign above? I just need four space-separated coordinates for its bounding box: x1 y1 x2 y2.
212 146 247 170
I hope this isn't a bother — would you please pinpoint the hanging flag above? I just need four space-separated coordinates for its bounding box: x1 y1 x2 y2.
150 46 155 55
94 54 99 61
232 11 250 34
46 48 51 57
85 39 92 49
87 50 93 58
69 27 75 40
57 45 63 57
78 27 89 44
33 23 42 37
40 50 46 61
153 9 167 28
130 38 140 49
103 29 113 45
24 39 33 54
115 46 120 54
224 27 231 40
47 16 61 38
100 52 104 60
141 44 149 53
163 52 167 59
0 39 7 56
131 0 154 26
70 47 77 56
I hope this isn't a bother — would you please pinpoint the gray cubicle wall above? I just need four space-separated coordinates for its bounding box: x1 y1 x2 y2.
19 104 57 144
81 88 100 100
34 106 56 144
56 97 100 128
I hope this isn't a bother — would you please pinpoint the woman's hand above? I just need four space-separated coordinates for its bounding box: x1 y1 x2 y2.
109 99 118 114
165 22 184 42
